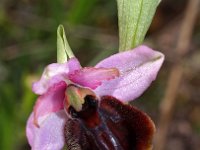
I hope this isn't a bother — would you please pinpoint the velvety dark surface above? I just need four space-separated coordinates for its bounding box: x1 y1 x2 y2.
64 95 155 150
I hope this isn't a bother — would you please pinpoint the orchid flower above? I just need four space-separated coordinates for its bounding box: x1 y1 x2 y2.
26 43 164 149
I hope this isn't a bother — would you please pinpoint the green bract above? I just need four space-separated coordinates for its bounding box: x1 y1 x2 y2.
57 25 74 63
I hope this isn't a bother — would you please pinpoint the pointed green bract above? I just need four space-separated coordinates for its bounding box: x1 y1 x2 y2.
57 25 68 63
57 25 74 63
117 0 161 51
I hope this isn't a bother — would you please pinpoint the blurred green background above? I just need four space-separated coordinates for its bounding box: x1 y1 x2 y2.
0 0 200 149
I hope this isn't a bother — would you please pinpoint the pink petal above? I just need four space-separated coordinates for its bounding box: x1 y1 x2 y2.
32 57 81 95
68 67 120 89
26 110 67 150
67 57 82 71
95 45 164 102
33 81 67 127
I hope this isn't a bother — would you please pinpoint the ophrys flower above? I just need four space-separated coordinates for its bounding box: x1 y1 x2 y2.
26 45 164 150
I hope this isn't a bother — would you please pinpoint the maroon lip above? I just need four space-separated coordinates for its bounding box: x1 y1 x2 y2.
64 95 155 150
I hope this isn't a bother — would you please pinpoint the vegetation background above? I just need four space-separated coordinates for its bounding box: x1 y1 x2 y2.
0 0 199 149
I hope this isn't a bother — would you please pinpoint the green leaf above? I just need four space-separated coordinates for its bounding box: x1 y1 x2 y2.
117 0 161 51
57 25 74 63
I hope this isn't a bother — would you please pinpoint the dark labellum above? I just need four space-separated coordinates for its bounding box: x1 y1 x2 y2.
64 95 155 150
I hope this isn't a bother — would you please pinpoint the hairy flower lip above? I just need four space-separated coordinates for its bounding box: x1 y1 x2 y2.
64 95 156 150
